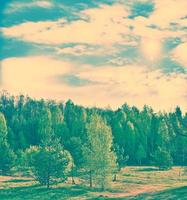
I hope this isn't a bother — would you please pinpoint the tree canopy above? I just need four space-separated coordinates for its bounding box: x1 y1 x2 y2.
0 92 187 181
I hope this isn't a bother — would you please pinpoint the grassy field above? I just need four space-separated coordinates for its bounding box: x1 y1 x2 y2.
0 167 187 200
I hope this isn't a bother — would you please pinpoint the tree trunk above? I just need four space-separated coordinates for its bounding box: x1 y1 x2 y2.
101 182 105 191
113 173 117 182
72 175 76 185
139 159 141 166
71 165 76 185
47 173 50 188
89 170 92 188
182 148 185 166
47 155 51 188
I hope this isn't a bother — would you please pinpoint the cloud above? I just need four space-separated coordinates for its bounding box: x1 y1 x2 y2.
129 15 186 62
1 1 187 111
35 0 53 8
108 57 133 66
2 4 131 45
1 19 65 40
56 44 119 56
1 56 73 95
172 42 187 68
149 0 187 29
2 56 187 111
177 18 187 28
127 0 187 62
140 37 162 61
2 2 187 64
57 45 93 56
5 0 53 13
76 64 187 111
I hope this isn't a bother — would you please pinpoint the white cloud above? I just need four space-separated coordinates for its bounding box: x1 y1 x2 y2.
140 37 162 61
127 15 186 62
108 57 133 66
36 1 53 8
76 64 187 111
1 56 73 95
2 2 187 63
172 42 187 68
56 44 118 56
177 18 187 28
57 45 92 56
2 56 187 111
1 1 187 111
150 0 187 29
5 0 53 13
2 4 131 45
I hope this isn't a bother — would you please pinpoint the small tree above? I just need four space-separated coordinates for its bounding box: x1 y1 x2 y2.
136 144 146 165
154 147 173 170
0 113 16 174
82 113 117 190
113 145 129 181
0 142 16 174
26 137 73 188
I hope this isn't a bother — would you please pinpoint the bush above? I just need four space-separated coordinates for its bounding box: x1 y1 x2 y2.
25 138 73 188
154 147 173 170
0 142 16 174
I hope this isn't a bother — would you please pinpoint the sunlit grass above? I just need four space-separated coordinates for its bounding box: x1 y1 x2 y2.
0 166 187 200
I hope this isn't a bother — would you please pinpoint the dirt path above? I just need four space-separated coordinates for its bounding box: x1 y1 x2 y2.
98 185 166 198
0 176 14 182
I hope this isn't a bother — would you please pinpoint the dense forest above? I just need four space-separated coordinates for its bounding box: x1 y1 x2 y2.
0 91 187 188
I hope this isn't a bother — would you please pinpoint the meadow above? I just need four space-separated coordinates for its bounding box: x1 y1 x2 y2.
0 166 187 200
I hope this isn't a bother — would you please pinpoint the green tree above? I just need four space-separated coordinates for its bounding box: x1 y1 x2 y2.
1 93 187 168
156 118 170 149
50 105 64 137
136 144 146 165
154 147 173 170
0 113 16 174
82 113 117 190
26 137 73 188
113 145 129 181
10 114 27 150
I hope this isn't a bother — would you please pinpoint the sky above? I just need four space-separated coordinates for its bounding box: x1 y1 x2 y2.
0 0 187 111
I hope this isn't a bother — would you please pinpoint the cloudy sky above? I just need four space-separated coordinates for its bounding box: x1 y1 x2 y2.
1 0 187 111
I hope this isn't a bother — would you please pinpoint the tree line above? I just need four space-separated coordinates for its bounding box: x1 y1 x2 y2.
0 92 187 188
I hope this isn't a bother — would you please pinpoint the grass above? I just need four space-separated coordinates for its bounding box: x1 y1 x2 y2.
0 166 187 199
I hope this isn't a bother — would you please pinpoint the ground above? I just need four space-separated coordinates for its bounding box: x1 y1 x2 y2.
0 167 187 200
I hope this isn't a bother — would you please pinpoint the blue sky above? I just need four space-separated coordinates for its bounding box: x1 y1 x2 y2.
1 0 187 111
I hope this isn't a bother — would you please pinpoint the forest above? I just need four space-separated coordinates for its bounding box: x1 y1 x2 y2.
0 91 187 190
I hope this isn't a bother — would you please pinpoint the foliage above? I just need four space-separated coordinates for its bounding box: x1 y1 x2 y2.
0 142 16 174
0 112 16 174
25 137 73 188
0 92 187 187
82 113 117 190
136 144 146 165
154 147 173 170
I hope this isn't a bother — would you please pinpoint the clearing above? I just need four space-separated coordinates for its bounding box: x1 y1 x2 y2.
0 166 187 200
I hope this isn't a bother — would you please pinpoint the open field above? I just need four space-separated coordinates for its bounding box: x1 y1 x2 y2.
0 167 187 200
